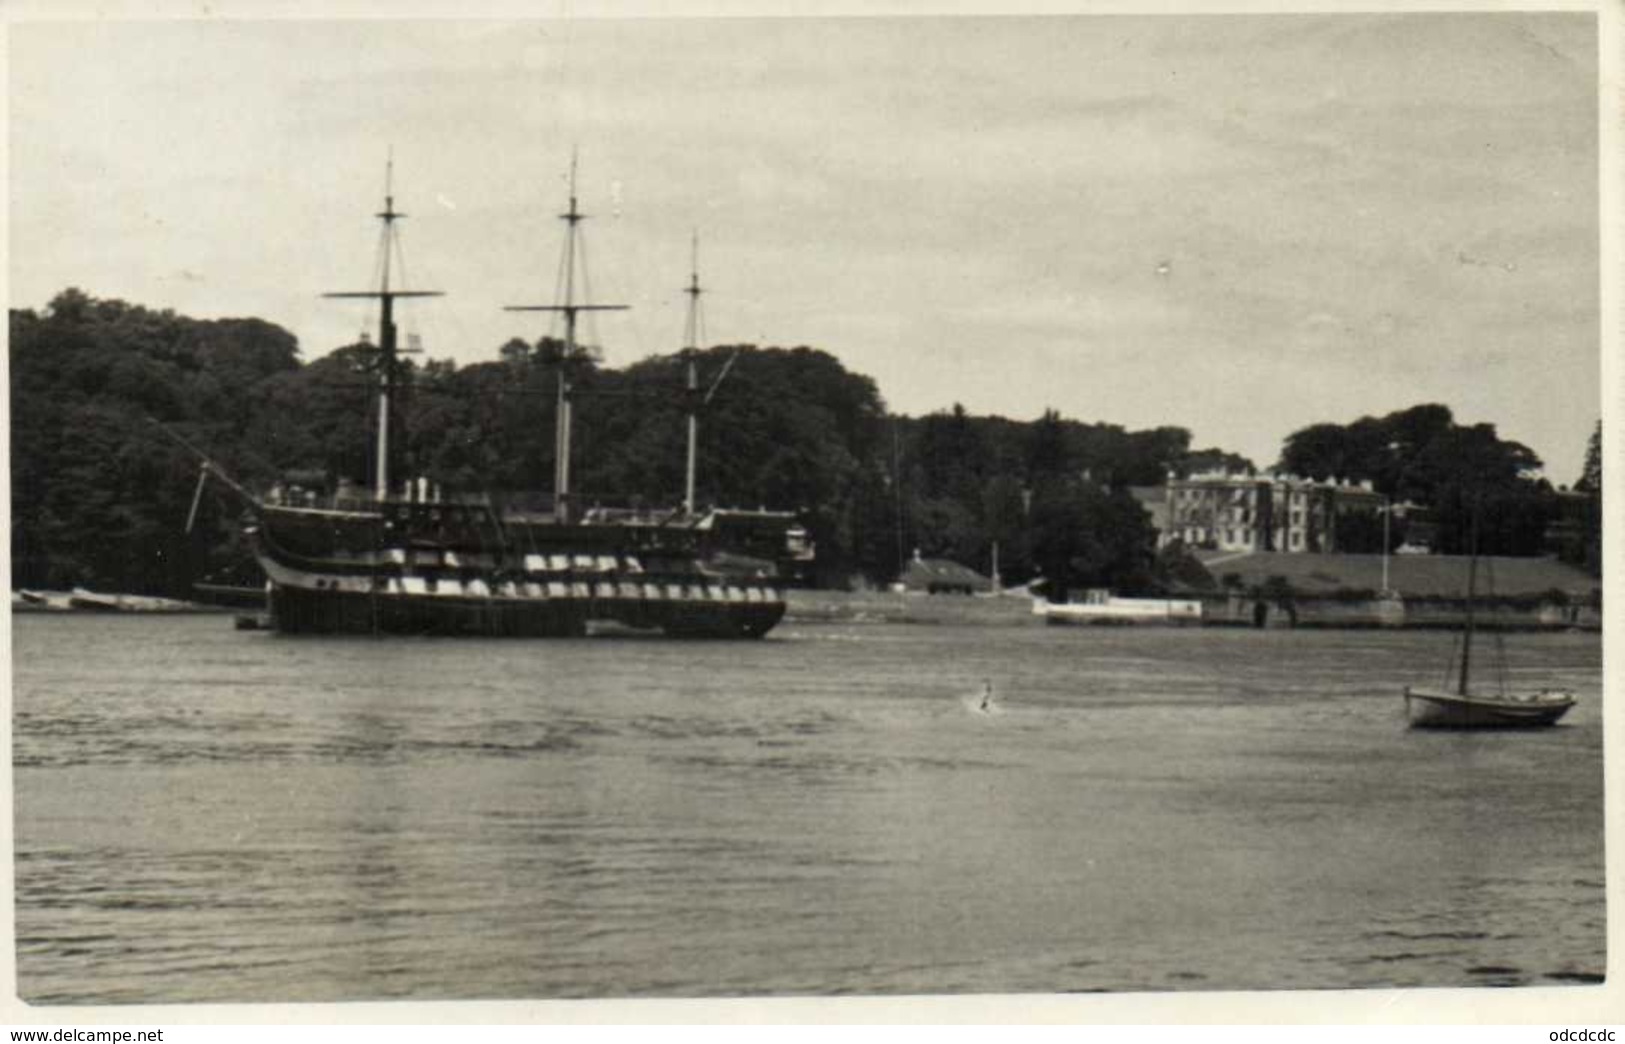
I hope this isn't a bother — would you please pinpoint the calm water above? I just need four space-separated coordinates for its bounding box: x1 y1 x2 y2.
11 613 1605 1003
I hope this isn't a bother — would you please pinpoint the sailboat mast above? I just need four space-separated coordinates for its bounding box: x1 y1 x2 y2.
683 232 703 515
1458 504 1480 696
505 151 628 524
324 156 442 503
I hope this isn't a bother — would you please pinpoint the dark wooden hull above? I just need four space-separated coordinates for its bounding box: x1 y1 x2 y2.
251 503 786 639
267 582 783 638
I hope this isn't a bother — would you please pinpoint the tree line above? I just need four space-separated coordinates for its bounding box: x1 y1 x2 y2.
1277 404 1599 569
10 289 1599 600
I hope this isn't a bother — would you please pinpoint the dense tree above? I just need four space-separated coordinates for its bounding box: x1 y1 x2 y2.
1175 446 1256 478
1278 420 1384 487
8 289 1282 597
1027 478 1158 600
1277 405 1553 556
1082 425 1192 488
1567 420 1602 576
1577 420 1601 494
981 474 1032 584
11 290 300 591
874 407 1208 590
1025 408 1072 482
17 291 1578 601
914 404 986 501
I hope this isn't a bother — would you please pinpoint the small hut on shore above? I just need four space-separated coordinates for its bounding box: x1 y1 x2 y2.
899 552 992 595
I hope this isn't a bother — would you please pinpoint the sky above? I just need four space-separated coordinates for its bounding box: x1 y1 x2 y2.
6 10 1603 483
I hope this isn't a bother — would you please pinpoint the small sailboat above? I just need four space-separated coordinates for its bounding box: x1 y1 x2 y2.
1404 685 1575 728
1403 517 1575 729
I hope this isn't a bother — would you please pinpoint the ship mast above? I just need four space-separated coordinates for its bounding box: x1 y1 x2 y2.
324 157 442 502
679 234 741 516
682 232 704 515
505 151 628 523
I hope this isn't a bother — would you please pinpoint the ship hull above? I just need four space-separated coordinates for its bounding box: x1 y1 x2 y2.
1403 686 1575 729
251 504 786 639
266 581 782 639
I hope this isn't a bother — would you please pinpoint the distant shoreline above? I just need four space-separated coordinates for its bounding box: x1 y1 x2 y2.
13 586 1600 633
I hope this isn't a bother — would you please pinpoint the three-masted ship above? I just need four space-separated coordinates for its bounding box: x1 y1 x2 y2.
246 164 797 638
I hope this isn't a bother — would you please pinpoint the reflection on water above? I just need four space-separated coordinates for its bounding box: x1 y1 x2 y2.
12 615 1605 1002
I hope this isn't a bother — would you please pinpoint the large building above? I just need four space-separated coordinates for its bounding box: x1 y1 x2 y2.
1157 470 1384 554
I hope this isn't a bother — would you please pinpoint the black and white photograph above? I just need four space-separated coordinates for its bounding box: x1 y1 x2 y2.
4 1 1616 1026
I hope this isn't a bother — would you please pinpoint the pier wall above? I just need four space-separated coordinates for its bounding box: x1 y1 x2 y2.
1196 593 1600 631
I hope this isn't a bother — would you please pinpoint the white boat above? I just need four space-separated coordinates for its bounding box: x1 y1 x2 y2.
1403 515 1575 729
1403 685 1575 728
12 590 62 613
1036 589 1203 626
67 587 125 611
65 587 205 613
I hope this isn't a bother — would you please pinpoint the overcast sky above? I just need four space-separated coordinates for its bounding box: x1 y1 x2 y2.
8 12 1601 482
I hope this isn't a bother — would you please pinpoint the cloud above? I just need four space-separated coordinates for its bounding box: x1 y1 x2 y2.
7 13 1600 481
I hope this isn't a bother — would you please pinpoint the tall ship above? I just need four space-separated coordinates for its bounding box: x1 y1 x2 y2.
238 162 801 637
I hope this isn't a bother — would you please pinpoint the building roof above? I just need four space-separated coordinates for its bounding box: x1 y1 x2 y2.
1195 551 1598 598
1176 470 1380 495
900 557 992 591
